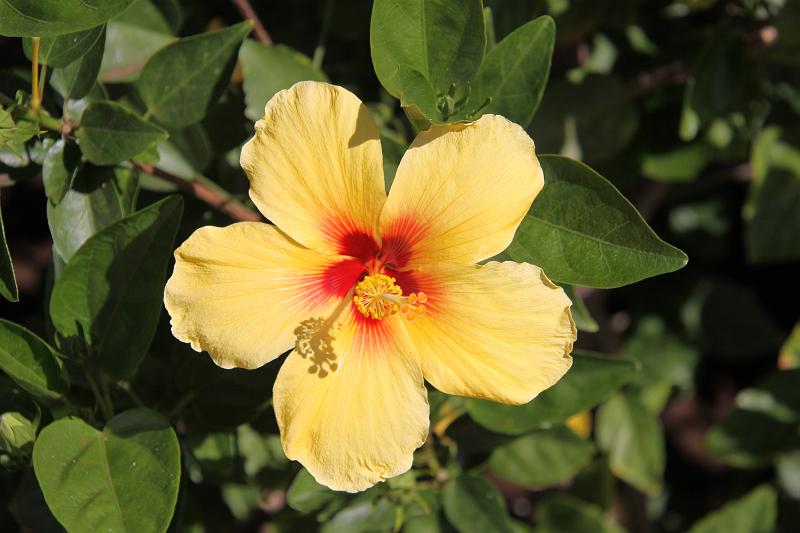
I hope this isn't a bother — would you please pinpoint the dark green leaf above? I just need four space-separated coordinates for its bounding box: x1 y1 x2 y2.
321 495 396 533
506 155 688 288
707 369 800 467
50 26 106 100
0 194 18 302
0 319 68 400
49 196 183 379
239 40 328 121
533 494 623 533
287 468 340 514
471 16 554 127
688 485 776 533
442 474 513 533
467 351 637 435
370 0 486 97
41 139 80 204
137 21 252 127
33 408 180 533
394 66 442 128
489 426 595 489
76 100 167 165
744 127 800 264
22 25 105 68
596 392 665 495
0 0 135 37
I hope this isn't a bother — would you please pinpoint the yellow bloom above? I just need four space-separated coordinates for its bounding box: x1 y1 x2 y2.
164 81 576 492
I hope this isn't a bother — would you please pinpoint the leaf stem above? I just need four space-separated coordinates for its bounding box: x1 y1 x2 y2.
30 37 40 113
167 391 195 420
230 0 272 44
83 366 113 421
132 162 261 222
312 0 334 70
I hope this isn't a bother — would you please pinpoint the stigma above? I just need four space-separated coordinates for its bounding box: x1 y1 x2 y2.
353 274 427 320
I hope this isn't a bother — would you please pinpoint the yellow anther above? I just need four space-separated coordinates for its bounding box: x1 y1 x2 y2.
353 274 403 319
398 292 428 321
417 292 428 303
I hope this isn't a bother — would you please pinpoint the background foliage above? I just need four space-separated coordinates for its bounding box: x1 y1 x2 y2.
0 0 798 531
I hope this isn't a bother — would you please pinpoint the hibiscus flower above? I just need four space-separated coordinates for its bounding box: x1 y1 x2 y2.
164 81 576 492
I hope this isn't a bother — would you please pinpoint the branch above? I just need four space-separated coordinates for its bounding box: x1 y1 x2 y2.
133 162 261 222
230 0 272 45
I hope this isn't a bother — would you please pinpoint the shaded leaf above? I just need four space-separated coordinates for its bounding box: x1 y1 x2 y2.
50 26 106 100
287 468 340 514
442 474 513 533
562 284 598 333
76 100 167 165
49 197 183 379
33 408 180 533
0 318 69 400
467 351 637 435
23 25 105 68
0 0 135 37
41 139 80 204
506 155 688 288
489 426 595 489
0 194 18 302
137 21 251 127
688 485 776 533
533 494 623 533
239 40 328 121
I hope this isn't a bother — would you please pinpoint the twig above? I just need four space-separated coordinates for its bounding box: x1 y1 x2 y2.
133 162 261 222
167 391 195 420
30 37 41 112
230 0 272 45
118 381 146 409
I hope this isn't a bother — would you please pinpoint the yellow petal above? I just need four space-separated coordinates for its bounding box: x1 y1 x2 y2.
164 222 366 369
402 261 575 404
241 81 387 259
379 114 543 268
274 308 429 492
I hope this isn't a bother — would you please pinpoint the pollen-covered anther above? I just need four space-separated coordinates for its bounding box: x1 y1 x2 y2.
353 274 403 319
399 292 427 321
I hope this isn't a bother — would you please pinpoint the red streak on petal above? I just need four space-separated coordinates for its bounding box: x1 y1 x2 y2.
320 259 367 298
380 215 428 269
385 268 443 316
351 308 394 355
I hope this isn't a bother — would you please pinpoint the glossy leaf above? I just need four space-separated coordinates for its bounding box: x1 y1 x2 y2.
467 351 638 435
239 40 328 121
370 0 485 97
0 319 68 400
707 369 800 467
596 392 665 495
506 155 688 288
471 15 554 127
76 101 167 165
50 26 106 100
443 474 513 533
688 485 776 533
489 426 595 489
33 408 180 533
22 25 105 68
137 21 252 127
0 195 17 302
534 494 623 533
49 197 183 379
0 0 135 37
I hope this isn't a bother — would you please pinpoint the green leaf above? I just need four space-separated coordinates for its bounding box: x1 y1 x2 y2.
777 451 800 500
99 0 175 82
596 392 665 495
239 40 328 121
0 0 135 37
41 139 80 204
287 468 340 514
76 100 168 165
688 485 777 533
370 0 486 98
778 322 800 370
467 351 637 435
562 284 598 333
50 26 106 100
442 474 513 533
506 155 688 288
470 15 554 127
394 66 442 128
489 426 595 489
533 494 623 533
137 21 252 127
22 25 105 68
47 164 132 269
0 107 39 154
744 127 800 264
0 319 69 400
33 408 180 533
49 196 183 379
0 194 18 302
0 411 36 456
707 369 800 467
641 142 714 183
321 495 396 533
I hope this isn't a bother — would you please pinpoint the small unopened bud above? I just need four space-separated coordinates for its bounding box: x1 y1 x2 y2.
0 412 36 457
